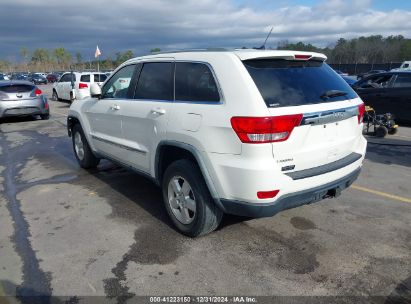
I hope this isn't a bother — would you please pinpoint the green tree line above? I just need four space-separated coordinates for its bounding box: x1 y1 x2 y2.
2 35 411 72
277 35 411 64
0 48 141 73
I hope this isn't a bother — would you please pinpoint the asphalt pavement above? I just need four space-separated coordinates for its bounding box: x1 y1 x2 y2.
0 84 410 303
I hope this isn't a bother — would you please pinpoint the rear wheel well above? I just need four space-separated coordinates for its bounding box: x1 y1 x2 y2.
157 145 198 182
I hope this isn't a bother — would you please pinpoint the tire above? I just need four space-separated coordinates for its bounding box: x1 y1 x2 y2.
375 126 388 138
40 114 49 120
162 159 223 237
52 90 60 101
388 127 398 135
71 124 100 168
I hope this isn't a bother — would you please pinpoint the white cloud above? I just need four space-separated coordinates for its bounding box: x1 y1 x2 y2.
0 0 410 58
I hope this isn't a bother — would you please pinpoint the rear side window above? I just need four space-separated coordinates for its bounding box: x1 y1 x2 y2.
134 62 174 101
80 75 90 82
244 59 357 107
94 74 107 82
175 62 220 102
0 85 34 93
393 74 411 88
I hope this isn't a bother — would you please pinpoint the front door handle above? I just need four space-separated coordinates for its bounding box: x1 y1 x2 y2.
151 108 166 115
110 104 120 110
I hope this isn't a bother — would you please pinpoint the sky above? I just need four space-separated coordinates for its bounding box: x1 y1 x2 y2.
1 0 411 61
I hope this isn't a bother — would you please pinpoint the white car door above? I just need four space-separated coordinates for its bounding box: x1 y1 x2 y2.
120 61 174 173
55 74 69 100
85 64 137 161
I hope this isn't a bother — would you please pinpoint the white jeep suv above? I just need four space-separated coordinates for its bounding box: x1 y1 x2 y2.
53 72 107 102
67 49 366 237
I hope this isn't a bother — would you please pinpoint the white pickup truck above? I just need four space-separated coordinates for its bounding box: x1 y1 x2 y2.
391 61 411 71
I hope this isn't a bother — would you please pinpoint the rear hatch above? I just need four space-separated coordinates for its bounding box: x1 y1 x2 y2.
0 83 38 101
242 54 364 174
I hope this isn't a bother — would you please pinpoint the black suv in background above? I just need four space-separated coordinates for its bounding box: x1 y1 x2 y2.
352 71 411 124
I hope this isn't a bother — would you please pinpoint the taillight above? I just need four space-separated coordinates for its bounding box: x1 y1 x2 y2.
357 103 365 124
79 83 88 89
35 89 42 96
257 190 280 199
230 114 303 143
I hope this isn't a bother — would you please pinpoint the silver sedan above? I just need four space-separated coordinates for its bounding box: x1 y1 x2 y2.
0 80 49 119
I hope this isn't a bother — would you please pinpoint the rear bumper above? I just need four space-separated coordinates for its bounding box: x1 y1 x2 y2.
0 97 49 118
219 167 361 217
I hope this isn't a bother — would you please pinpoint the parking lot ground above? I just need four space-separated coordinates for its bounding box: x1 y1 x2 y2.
0 84 410 302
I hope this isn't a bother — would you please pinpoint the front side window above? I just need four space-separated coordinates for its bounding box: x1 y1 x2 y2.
134 62 173 101
175 62 220 102
101 65 135 99
59 74 69 82
67 74 76 82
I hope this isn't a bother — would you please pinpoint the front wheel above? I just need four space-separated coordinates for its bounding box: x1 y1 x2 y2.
72 124 100 168
162 159 223 237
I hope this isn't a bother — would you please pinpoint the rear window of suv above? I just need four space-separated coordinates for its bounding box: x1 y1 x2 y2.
243 59 357 107
94 74 107 82
80 75 90 82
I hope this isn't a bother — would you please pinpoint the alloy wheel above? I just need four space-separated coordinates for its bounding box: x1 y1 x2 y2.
167 176 196 225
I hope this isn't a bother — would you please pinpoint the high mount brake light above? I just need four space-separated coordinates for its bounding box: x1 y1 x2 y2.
230 114 303 144
294 54 312 60
357 103 365 124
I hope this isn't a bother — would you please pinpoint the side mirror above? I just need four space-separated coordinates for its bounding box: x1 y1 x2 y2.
90 83 102 98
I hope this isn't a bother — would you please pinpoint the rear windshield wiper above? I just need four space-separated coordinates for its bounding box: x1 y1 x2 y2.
320 90 348 100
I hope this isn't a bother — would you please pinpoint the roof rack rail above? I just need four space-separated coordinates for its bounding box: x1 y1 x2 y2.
147 48 232 55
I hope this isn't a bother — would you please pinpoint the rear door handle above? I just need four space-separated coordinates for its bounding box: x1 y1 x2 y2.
151 108 166 115
110 104 120 110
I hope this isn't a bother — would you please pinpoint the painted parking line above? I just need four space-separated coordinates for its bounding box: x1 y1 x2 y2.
351 185 411 204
